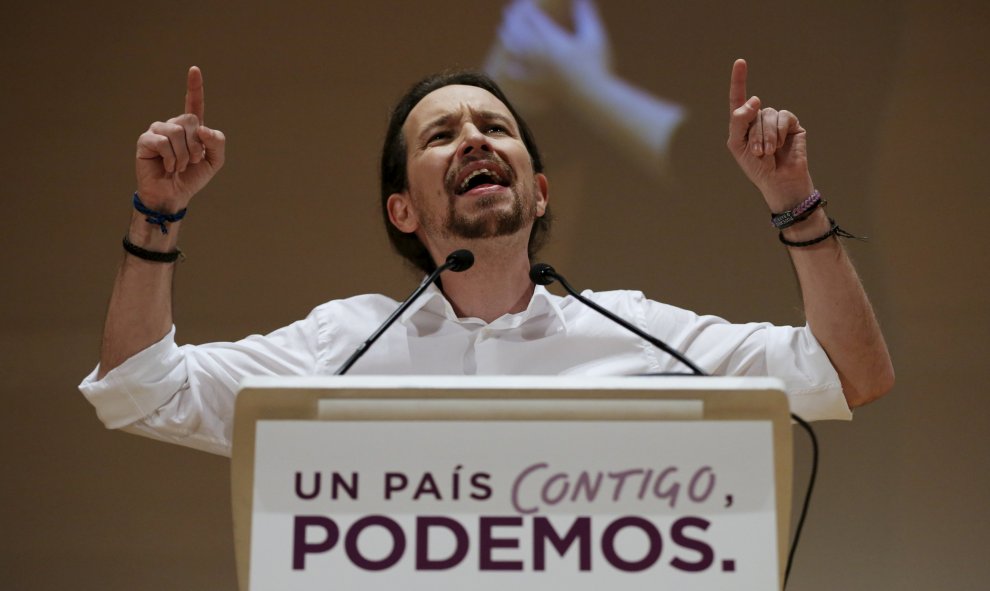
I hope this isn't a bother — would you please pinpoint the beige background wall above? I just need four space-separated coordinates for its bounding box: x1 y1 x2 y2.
2 1 987 588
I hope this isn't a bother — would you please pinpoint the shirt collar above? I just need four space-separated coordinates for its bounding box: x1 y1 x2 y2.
400 281 568 331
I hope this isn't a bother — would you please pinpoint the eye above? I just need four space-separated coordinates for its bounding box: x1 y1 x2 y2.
427 130 452 144
485 124 508 135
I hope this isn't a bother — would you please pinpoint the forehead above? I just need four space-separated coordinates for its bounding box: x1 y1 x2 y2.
404 84 516 133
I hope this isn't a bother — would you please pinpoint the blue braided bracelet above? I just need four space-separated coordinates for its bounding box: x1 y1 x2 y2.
133 192 187 234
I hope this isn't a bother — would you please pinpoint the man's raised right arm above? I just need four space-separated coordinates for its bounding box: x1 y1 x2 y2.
97 66 225 379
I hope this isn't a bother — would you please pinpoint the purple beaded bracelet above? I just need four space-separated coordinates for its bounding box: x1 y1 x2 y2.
770 190 824 229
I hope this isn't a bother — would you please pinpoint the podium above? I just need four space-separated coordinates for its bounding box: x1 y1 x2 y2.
231 375 793 590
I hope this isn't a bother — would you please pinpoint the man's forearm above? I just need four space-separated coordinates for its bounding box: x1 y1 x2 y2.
97 211 180 379
784 208 895 407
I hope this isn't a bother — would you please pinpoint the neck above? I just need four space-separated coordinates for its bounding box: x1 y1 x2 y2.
432 237 535 323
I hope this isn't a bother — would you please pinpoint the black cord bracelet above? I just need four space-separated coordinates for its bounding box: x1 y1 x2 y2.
779 217 863 247
122 235 184 263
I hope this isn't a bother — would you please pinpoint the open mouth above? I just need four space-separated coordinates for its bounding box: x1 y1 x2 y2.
453 161 512 195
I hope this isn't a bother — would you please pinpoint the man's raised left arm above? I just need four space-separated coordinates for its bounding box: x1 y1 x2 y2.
726 59 894 408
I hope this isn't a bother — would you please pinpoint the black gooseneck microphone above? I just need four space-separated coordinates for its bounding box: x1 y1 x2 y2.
334 249 474 375
529 262 707 376
531 261 818 588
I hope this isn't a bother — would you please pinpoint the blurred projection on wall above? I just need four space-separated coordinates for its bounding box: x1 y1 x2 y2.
485 0 686 176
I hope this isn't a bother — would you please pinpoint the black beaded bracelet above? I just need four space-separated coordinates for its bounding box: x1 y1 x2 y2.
122 235 184 263
771 190 825 229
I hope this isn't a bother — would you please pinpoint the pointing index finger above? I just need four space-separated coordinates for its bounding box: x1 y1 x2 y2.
185 66 205 123
729 58 748 112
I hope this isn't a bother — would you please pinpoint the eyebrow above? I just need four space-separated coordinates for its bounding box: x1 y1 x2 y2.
420 109 517 138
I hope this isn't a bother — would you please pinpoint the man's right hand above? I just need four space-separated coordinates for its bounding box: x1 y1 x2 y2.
135 66 226 212
97 67 225 380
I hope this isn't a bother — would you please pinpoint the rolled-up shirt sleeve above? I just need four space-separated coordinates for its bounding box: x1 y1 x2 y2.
637 294 851 421
79 327 188 430
762 323 852 421
79 313 323 456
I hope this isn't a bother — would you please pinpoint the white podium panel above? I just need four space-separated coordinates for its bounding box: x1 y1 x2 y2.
232 376 793 591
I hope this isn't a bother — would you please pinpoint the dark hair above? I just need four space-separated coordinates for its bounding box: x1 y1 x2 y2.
380 70 551 274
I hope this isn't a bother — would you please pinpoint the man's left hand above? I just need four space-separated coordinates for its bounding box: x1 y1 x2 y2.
727 59 814 210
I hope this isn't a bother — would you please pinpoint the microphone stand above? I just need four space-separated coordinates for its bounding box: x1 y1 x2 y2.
530 263 707 376
334 250 473 375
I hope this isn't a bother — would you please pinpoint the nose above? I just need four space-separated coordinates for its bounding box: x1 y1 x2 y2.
459 124 492 157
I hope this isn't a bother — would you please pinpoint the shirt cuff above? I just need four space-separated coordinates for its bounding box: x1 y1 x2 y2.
765 324 852 421
78 327 188 429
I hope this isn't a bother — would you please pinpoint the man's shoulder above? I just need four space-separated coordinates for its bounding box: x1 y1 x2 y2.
580 288 646 300
296 293 405 343
573 288 699 323
310 293 401 318
576 288 651 308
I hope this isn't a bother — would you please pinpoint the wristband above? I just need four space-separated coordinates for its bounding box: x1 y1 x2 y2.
779 217 862 247
122 235 184 263
771 190 824 229
133 192 187 234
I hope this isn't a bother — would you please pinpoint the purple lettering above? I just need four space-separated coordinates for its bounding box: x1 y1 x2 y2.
470 472 492 500
451 465 462 500
653 467 681 508
570 471 603 503
344 515 405 571
295 472 320 500
416 516 469 570
413 472 442 501
601 516 662 572
670 517 714 572
330 472 358 500
607 469 644 501
384 472 407 500
292 515 339 570
688 467 715 503
533 516 592 571
511 462 547 514
541 473 569 506
479 516 524 571
637 469 654 500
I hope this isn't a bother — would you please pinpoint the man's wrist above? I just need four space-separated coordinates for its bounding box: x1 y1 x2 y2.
127 210 181 250
779 208 832 243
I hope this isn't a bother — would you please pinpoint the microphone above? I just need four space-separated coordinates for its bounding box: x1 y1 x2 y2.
530 263 707 376
334 249 474 375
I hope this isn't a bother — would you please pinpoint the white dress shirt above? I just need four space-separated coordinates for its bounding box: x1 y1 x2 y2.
79 285 850 456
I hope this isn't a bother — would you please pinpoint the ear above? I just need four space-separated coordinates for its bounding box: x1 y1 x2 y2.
387 192 419 233
534 173 549 218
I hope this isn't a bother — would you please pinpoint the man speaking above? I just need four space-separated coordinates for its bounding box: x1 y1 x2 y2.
79 61 893 455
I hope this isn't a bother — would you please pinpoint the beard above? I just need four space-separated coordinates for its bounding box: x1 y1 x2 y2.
442 185 531 240
433 153 539 240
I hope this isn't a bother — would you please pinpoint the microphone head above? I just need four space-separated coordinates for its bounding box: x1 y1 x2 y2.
529 262 556 286
445 249 475 272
